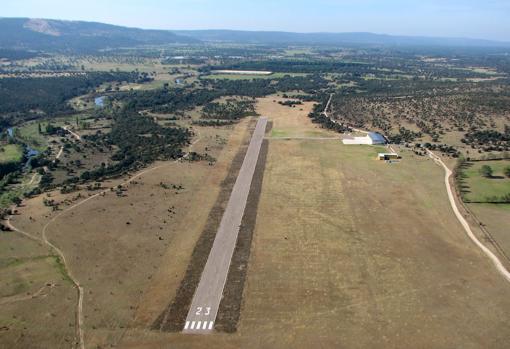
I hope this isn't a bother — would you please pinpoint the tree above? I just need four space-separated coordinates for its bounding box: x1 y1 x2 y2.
12 196 22 207
504 166 510 178
479 165 493 178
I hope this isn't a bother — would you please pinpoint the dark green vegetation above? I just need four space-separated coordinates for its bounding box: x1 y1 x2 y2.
0 72 141 124
202 100 257 120
2 17 509 59
79 112 191 183
0 18 196 53
0 19 509 209
457 159 510 203
463 126 510 152
115 74 328 115
1 17 510 349
174 29 510 48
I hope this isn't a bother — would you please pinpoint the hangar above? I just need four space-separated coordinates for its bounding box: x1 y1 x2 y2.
342 132 386 145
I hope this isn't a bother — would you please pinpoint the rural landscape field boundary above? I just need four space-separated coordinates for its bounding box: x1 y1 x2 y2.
5 129 202 349
428 150 510 283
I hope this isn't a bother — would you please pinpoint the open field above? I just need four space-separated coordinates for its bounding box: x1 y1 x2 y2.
0 117 253 348
0 144 23 163
211 70 273 75
460 160 510 202
3 21 510 349
229 142 510 348
119 94 510 349
468 203 510 258
257 96 333 138
14 123 48 151
0 231 76 348
202 72 307 80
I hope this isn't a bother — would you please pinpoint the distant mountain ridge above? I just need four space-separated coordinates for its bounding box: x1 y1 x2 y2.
0 18 197 52
174 29 510 47
1 17 509 54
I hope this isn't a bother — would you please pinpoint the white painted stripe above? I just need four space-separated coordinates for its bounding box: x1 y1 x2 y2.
196 321 202 329
184 321 190 330
190 321 196 329
202 321 208 329
208 321 214 330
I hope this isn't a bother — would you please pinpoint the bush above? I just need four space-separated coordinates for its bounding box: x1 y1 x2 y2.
479 165 493 178
504 166 510 178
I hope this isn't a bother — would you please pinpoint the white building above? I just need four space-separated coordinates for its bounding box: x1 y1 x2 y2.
378 153 399 160
342 132 386 145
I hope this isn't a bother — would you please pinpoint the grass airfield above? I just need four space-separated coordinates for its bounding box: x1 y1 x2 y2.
2 96 510 348
121 97 510 348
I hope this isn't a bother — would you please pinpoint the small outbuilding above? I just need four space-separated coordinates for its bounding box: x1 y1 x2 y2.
378 153 400 160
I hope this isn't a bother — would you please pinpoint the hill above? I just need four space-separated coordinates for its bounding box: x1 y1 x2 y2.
174 29 510 48
0 18 198 53
1 17 510 55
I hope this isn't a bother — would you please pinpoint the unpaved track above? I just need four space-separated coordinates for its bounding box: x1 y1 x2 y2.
183 117 267 334
428 150 510 283
27 172 38 186
322 93 368 134
55 146 64 161
63 126 82 141
6 129 201 349
0 282 55 306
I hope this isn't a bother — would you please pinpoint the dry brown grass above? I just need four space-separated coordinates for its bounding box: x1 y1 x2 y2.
468 204 510 258
3 93 510 348
0 119 252 348
257 96 332 138
121 97 510 349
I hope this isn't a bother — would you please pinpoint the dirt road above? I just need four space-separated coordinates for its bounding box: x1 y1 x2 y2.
428 150 510 283
6 129 202 349
183 117 268 333
322 93 368 134
55 146 64 161
63 126 82 141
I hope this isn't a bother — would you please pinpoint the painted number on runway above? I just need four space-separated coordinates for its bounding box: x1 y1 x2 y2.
195 306 211 316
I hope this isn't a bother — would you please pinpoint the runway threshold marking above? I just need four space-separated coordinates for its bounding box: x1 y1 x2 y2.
182 117 268 334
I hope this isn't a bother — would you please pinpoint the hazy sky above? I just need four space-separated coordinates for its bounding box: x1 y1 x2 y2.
3 0 510 41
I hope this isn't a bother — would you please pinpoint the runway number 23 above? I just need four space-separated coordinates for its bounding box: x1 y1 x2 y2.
196 307 211 316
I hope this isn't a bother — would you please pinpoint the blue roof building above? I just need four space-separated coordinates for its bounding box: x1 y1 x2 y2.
368 132 387 144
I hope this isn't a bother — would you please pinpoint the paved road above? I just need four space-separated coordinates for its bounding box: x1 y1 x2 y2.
183 117 268 334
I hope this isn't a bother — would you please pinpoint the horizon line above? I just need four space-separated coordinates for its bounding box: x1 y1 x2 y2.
2 16 510 44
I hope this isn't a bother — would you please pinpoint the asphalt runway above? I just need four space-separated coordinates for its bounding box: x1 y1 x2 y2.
183 117 268 333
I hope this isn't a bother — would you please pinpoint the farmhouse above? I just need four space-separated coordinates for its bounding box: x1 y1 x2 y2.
342 132 387 145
